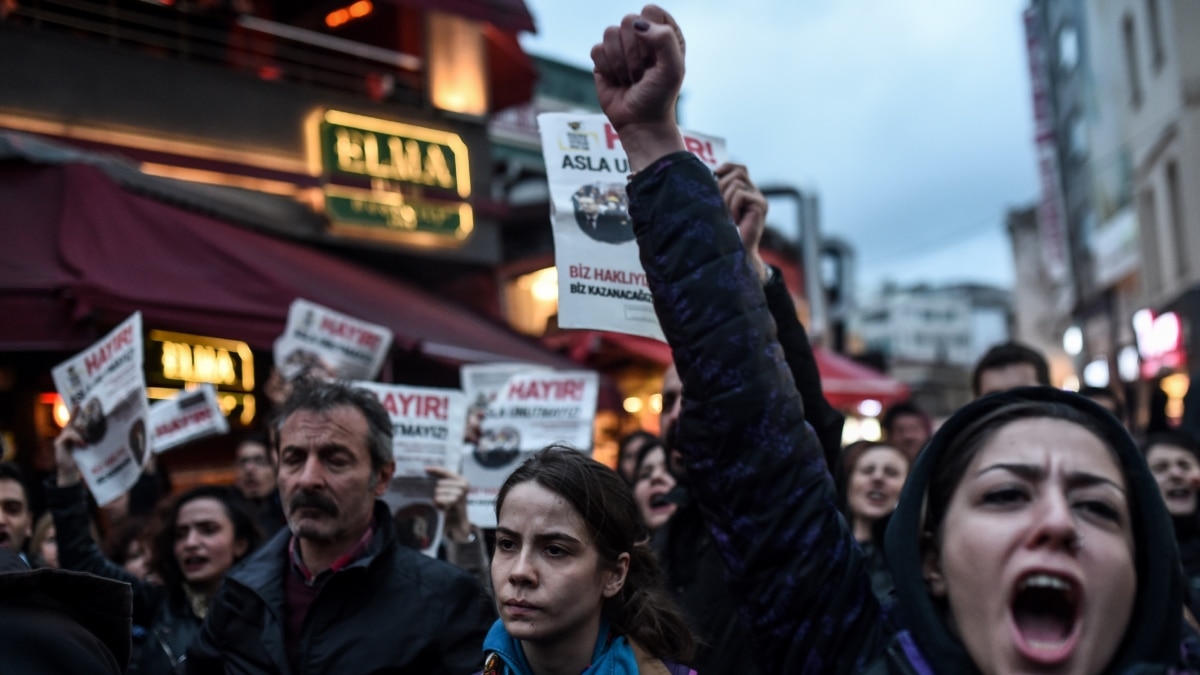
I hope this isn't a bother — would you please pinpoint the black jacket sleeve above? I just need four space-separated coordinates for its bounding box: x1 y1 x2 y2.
46 480 158 622
628 152 889 674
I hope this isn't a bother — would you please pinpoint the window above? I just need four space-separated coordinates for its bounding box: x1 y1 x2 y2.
1166 161 1188 278
1058 24 1079 72
1123 14 1143 109
1145 0 1164 71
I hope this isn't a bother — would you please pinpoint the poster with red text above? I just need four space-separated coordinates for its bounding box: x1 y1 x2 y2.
274 299 393 381
148 384 230 453
537 113 728 341
461 369 598 527
354 382 467 476
51 313 149 506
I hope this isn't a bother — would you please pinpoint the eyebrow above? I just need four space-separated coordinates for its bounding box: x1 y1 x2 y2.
976 463 1126 494
494 527 584 546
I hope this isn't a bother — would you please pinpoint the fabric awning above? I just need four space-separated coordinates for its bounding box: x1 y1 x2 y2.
814 348 910 410
391 0 536 33
0 157 573 369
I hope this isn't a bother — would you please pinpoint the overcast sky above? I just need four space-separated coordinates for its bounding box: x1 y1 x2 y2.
520 1 1037 296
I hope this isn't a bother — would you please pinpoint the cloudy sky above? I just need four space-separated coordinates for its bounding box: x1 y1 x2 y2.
520 1 1038 296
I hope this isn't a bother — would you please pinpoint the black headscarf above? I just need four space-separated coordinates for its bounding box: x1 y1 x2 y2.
883 387 1184 673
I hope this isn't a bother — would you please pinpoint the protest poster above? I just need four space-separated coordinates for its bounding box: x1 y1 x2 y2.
537 113 728 340
461 368 599 527
354 382 467 476
379 476 445 558
148 384 230 454
274 299 393 381
51 313 149 506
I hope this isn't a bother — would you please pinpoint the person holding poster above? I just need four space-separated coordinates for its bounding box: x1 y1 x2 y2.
594 6 1200 675
186 378 493 675
483 447 696 675
49 425 263 675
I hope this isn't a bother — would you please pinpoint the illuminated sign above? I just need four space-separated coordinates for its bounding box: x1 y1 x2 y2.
307 109 473 247
146 330 256 425
1132 309 1186 378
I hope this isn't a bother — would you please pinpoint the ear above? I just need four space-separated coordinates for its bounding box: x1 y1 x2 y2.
922 534 947 598
233 538 249 559
373 461 396 497
602 552 630 599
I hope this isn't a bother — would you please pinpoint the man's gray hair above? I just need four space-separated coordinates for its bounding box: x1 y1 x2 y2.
272 377 393 471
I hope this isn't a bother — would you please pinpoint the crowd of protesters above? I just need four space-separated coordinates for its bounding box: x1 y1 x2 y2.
4 4 1200 675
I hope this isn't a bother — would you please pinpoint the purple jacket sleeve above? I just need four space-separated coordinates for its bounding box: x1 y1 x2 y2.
628 152 890 673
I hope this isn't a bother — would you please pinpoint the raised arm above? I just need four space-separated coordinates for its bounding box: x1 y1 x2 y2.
594 7 886 672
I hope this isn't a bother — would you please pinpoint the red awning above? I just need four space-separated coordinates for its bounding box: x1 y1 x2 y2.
814 348 910 410
543 330 672 367
0 161 573 369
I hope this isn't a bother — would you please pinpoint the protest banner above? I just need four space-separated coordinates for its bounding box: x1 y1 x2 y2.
274 299 393 381
354 382 467 476
537 113 728 340
380 476 445 558
461 368 598 527
51 313 149 506
148 384 230 454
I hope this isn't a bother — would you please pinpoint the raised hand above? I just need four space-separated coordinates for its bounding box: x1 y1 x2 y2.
591 5 688 171
716 163 770 282
53 424 85 487
425 466 473 543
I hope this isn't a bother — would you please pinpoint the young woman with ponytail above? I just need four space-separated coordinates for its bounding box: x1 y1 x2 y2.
483 445 697 675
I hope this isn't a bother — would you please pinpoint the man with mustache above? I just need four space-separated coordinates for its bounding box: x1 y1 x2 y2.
186 378 494 674
652 163 845 675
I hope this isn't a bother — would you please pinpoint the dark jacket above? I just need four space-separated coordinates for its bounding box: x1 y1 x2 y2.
654 267 841 675
0 547 132 675
185 499 495 675
47 480 199 675
628 152 1200 674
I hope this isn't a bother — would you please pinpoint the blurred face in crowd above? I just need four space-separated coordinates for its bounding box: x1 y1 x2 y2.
927 418 1134 675
278 406 391 546
0 478 31 554
977 363 1041 398
125 538 150 579
235 440 276 500
633 445 677 532
846 446 908 539
492 481 628 655
617 435 652 485
660 364 682 451
888 414 929 460
1146 443 1200 516
173 497 247 593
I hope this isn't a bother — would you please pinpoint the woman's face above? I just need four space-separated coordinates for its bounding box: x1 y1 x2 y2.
633 446 677 531
172 497 247 592
927 417 1135 674
39 525 58 569
492 482 628 651
1146 444 1200 516
846 446 908 529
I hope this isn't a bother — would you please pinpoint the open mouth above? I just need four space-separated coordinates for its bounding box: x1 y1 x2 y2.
0 531 10 547
181 556 209 572
1010 572 1082 664
866 489 889 502
1167 487 1192 500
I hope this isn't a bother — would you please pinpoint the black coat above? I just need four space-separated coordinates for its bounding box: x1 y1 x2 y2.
628 152 1200 674
654 266 843 675
185 499 495 674
47 480 198 675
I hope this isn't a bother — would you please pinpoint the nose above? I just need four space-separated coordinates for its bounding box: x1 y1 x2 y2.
182 529 202 550
1029 490 1080 552
296 454 326 489
507 547 537 588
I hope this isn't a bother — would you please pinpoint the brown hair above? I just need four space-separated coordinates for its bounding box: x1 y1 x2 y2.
496 446 695 661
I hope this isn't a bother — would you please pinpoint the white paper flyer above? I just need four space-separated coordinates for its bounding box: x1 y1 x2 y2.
537 113 728 340
461 368 598 527
148 384 230 454
51 313 149 506
274 299 393 381
354 381 467 477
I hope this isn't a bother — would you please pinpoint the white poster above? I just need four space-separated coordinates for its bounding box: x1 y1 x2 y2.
380 476 445 559
148 384 230 454
461 369 599 527
51 313 149 506
538 113 728 341
274 298 393 381
355 382 467 477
